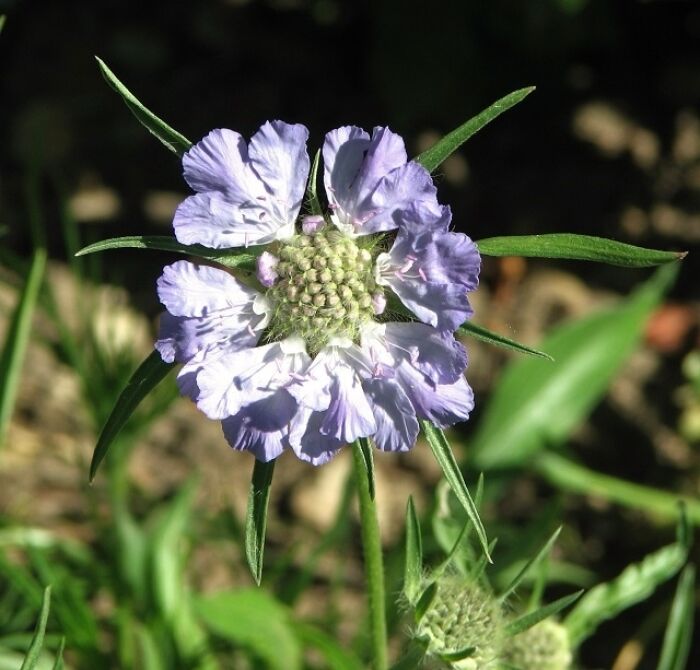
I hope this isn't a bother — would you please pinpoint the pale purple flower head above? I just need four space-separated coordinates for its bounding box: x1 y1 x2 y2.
156 120 480 464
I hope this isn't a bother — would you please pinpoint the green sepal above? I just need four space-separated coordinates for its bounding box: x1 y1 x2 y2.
403 496 423 606
306 150 323 216
355 437 376 501
505 590 583 637
458 320 553 360
415 87 535 173
245 459 276 586
414 581 438 624
96 57 192 156
89 351 175 481
476 233 687 267
436 647 476 663
422 421 491 562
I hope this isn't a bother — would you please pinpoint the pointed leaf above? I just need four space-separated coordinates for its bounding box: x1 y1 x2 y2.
50 639 65 670
415 87 535 173
89 351 175 481
458 320 553 360
306 150 322 216
414 582 438 624
499 527 562 602
657 565 695 670
404 496 423 605
245 459 276 585
470 263 678 470
505 590 583 637
356 437 376 501
96 57 192 156
20 586 51 670
422 421 490 561
75 235 257 270
476 234 686 267
564 527 689 646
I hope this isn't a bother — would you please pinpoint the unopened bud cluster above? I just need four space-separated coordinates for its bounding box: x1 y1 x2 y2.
417 578 503 669
267 228 383 350
502 619 572 670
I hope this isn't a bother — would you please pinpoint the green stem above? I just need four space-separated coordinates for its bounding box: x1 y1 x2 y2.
352 440 388 670
534 451 700 524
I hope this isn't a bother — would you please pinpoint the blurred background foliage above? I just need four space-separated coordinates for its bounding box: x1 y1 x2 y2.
0 0 698 668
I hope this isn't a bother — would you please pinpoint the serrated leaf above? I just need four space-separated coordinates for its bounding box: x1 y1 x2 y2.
505 590 583 637
404 496 423 606
422 422 490 561
564 531 689 646
476 234 686 267
415 87 535 173
657 565 695 670
499 527 562 602
89 351 175 481
245 459 276 585
96 57 192 156
0 249 46 446
195 589 302 670
75 235 258 270
20 586 51 670
414 582 438 623
356 437 376 501
470 263 678 470
458 320 553 360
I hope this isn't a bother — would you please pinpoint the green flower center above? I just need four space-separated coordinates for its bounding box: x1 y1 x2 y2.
267 229 382 352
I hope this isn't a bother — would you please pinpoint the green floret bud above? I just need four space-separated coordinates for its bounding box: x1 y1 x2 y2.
265 229 383 353
502 619 572 670
416 576 504 669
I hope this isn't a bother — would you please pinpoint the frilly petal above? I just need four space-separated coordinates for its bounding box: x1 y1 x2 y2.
364 378 418 452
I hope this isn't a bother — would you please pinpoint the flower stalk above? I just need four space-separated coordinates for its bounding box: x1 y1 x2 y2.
352 438 388 670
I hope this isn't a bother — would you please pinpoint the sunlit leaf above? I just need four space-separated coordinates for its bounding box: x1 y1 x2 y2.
245 459 276 586
657 565 695 670
505 590 583 637
0 249 46 446
195 589 302 670
89 351 175 481
403 497 423 606
470 264 678 470
75 235 258 270
564 522 689 646
476 233 686 267
458 320 552 360
19 586 51 670
415 87 535 173
422 422 490 561
96 57 192 156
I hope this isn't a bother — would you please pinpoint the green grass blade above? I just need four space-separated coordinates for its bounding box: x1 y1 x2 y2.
89 351 175 481
476 234 686 267
470 263 678 470
535 453 700 524
19 586 51 670
458 321 553 360
657 565 695 670
50 638 65 670
415 87 535 173
403 496 423 606
421 422 490 561
245 459 276 586
95 57 192 156
75 235 258 270
499 526 562 602
505 591 583 637
564 535 689 646
0 248 46 446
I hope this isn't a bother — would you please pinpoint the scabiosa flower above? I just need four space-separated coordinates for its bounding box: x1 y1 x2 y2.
156 120 480 465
